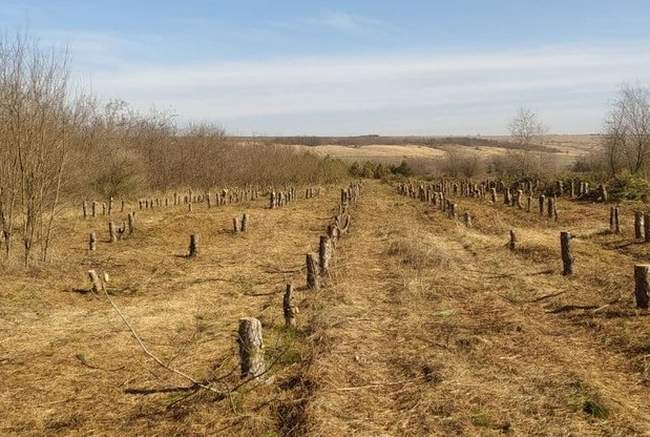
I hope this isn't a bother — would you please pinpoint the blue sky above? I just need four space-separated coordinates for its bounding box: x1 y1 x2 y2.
3 0 650 135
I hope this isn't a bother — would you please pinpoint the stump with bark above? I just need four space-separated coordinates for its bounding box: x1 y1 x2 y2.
188 234 199 258
561 231 573 275
306 253 319 290
238 317 266 378
634 265 650 309
283 284 298 327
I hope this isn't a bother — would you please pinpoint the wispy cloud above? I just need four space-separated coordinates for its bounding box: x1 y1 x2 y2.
316 11 384 32
61 41 650 134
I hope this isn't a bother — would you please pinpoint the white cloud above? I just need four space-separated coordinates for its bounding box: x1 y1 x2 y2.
317 11 384 31
82 42 650 134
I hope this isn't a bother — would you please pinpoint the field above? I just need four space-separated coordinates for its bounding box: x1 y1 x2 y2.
294 134 601 169
1 179 649 436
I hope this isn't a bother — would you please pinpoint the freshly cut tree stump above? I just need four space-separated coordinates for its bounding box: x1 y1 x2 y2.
560 231 573 276
89 232 97 251
319 236 331 275
188 234 199 258
238 317 266 378
283 284 298 328
634 265 650 309
88 270 104 293
306 253 319 290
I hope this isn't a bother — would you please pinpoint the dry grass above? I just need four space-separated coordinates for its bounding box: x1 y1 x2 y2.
1 179 649 436
0 188 341 436
293 135 600 168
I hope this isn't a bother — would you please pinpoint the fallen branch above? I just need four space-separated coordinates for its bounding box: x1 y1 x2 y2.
529 291 566 303
98 273 225 395
546 304 598 314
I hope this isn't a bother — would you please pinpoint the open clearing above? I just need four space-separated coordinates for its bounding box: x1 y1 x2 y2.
1 180 649 436
298 134 601 167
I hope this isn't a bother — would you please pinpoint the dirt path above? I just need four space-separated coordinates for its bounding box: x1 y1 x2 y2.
302 181 650 436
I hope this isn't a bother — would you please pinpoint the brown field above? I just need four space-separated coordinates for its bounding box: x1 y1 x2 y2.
297 134 602 168
2 179 650 436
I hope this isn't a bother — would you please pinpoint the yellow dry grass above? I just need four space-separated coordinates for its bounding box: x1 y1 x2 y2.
1 179 649 436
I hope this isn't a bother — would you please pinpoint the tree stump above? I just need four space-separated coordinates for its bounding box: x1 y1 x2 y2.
448 203 457 219
634 265 650 309
327 224 338 249
634 211 644 240
463 212 472 227
238 317 266 378
241 214 249 232
561 231 573 275
547 197 555 219
89 232 97 251
88 270 104 293
319 236 331 276
306 253 319 290
188 234 199 258
509 230 517 250
108 222 117 243
127 212 135 235
283 284 298 328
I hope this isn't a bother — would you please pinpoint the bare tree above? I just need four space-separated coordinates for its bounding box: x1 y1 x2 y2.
507 107 548 176
604 84 650 176
0 34 73 265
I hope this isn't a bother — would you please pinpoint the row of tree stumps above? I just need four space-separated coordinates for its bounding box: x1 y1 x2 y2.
610 206 650 242
82 186 261 220
396 182 474 228
88 212 136 251
397 177 606 203
240 182 361 380
82 198 125 218
397 180 649 309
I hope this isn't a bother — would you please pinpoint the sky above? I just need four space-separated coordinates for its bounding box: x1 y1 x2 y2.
2 0 650 135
